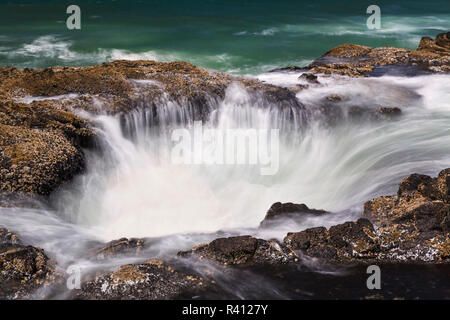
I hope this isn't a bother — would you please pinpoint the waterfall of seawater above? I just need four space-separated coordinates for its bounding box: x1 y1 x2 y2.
0 73 449 274
49 74 450 243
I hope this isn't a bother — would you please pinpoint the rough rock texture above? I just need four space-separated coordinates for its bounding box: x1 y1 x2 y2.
273 32 449 77
0 99 94 199
178 235 298 266
0 61 303 115
260 202 327 227
0 60 304 200
0 226 63 299
284 218 378 262
298 73 319 84
74 259 209 300
92 237 147 260
363 168 449 262
284 169 450 263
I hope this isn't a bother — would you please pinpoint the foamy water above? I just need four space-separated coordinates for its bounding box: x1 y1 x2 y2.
41 73 449 242
0 72 449 290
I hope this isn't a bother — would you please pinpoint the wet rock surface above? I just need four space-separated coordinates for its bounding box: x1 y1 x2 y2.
272 32 450 77
260 202 328 227
0 226 63 299
0 99 93 198
91 237 147 260
2 169 448 299
0 60 304 200
74 259 211 300
178 235 298 266
285 169 450 263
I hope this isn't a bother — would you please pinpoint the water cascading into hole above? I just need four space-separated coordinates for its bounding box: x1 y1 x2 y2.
53 76 450 241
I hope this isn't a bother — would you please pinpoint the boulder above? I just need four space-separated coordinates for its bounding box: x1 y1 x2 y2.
283 169 449 263
74 259 209 300
92 237 147 260
298 73 320 84
0 226 63 299
260 202 327 227
178 235 298 266
284 219 378 262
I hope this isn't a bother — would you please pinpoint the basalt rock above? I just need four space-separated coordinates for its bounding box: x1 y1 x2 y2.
0 226 64 299
178 235 298 266
347 106 402 121
0 60 304 115
284 169 449 264
281 32 450 77
92 237 147 260
0 99 94 197
313 103 402 126
260 202 327 227
284 218 379 262
298 73 320 84
74 259 210 300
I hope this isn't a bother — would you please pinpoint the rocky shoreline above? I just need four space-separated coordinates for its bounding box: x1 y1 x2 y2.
272 31 450 76
1 168 448 299
0 32 449 299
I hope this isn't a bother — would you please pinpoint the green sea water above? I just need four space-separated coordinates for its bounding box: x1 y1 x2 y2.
0 0 449 74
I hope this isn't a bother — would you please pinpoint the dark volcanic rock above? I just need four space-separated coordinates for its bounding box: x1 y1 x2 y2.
284 169 449 264
75 259 210 300
346 106 402 122
260 202 327 227
0 99 93 196
298 73 320 84
0 226 63 299
178 235 298 266
92 237 147 260
284 219 378 262
326 94 344 102
285 32 450 77
376 107 402 119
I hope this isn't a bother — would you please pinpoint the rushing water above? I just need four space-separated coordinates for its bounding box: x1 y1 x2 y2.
0 0 449 299
1 72 449 263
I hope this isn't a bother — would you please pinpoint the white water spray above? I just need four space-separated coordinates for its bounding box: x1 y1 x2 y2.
49 75 450 241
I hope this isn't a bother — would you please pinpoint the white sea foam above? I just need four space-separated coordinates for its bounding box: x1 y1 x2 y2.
43 73 449 242
0 70 448 299
16 93 80 104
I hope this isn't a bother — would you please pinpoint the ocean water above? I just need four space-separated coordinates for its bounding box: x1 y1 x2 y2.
0 0 449 74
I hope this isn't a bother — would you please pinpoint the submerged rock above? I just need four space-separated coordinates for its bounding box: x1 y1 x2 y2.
284 218 378 262
92 237 147 260
178 235 298 266
298 73 320 84
260 202 327 227
0 226 63 299
347 106 402 121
